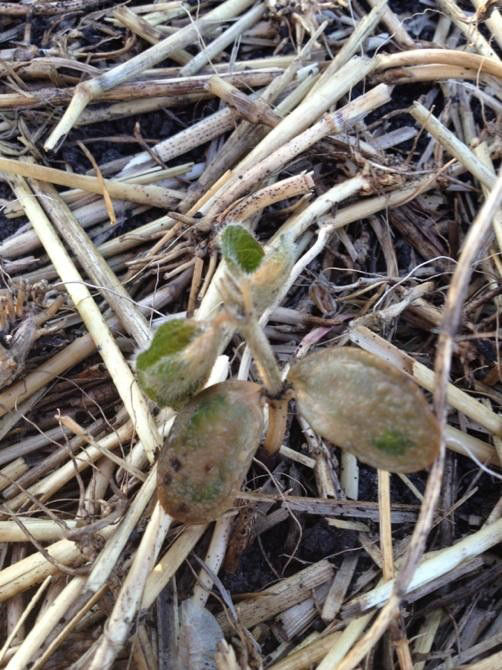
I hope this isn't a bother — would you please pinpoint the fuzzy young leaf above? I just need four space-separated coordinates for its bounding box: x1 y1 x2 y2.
288 347 439 473
219 224 265 274
157 380 263 523
135 319 221 409
250 231 295 314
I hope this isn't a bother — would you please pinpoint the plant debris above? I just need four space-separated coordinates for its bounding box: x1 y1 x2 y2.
0 1 501 669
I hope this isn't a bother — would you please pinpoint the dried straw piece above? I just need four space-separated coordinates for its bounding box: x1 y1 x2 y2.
470 0 502 48
377 64 501 86
0 529 113 603
181 72 317 214
321 555 358 623
454 649 502 670
0 334 96 417
267 631 341 670
377 469 414 668
308 0 388 95
438 0 499 58
28 586 106 670
378 470 394 581
3 577 87 669
409 102 496 190
29 179 151 347
474 143 502 259
0 164 196 257
375 49 502 79
87 504 171 670
179 3 267 76
443 426 497 466
412 608 443 670
273 175 369 243
0 519 78 542
238 493 418 524
6 421 134 511
142 524 206 609
0 70 280 110
44 0 257 149
118 106 239 177
0 156 180 208
366 0 415 47
205 83 391 220
229 55 376 178
78 93 208 125
9 175 161 462
0 459 27 493
218 560 334 632
112 6 192 65
316 613 374 670
85 468 157 594
207 75 281 128
4 470 158 665
224 173 315 223
0 0 105 15
191 516 234 608
0 576 51 665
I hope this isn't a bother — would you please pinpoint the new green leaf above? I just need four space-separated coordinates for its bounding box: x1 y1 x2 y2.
135 319 221 409
219 224 265 273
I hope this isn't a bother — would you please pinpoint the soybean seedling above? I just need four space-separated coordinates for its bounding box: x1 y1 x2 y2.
135 223 440 523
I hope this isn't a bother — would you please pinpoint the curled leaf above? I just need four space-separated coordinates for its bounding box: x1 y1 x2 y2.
288 347 439 473
219 224 265 273
135 319 221 409
157 380 264 523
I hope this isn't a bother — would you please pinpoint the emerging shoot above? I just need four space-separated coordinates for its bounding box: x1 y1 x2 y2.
219 223 296 314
